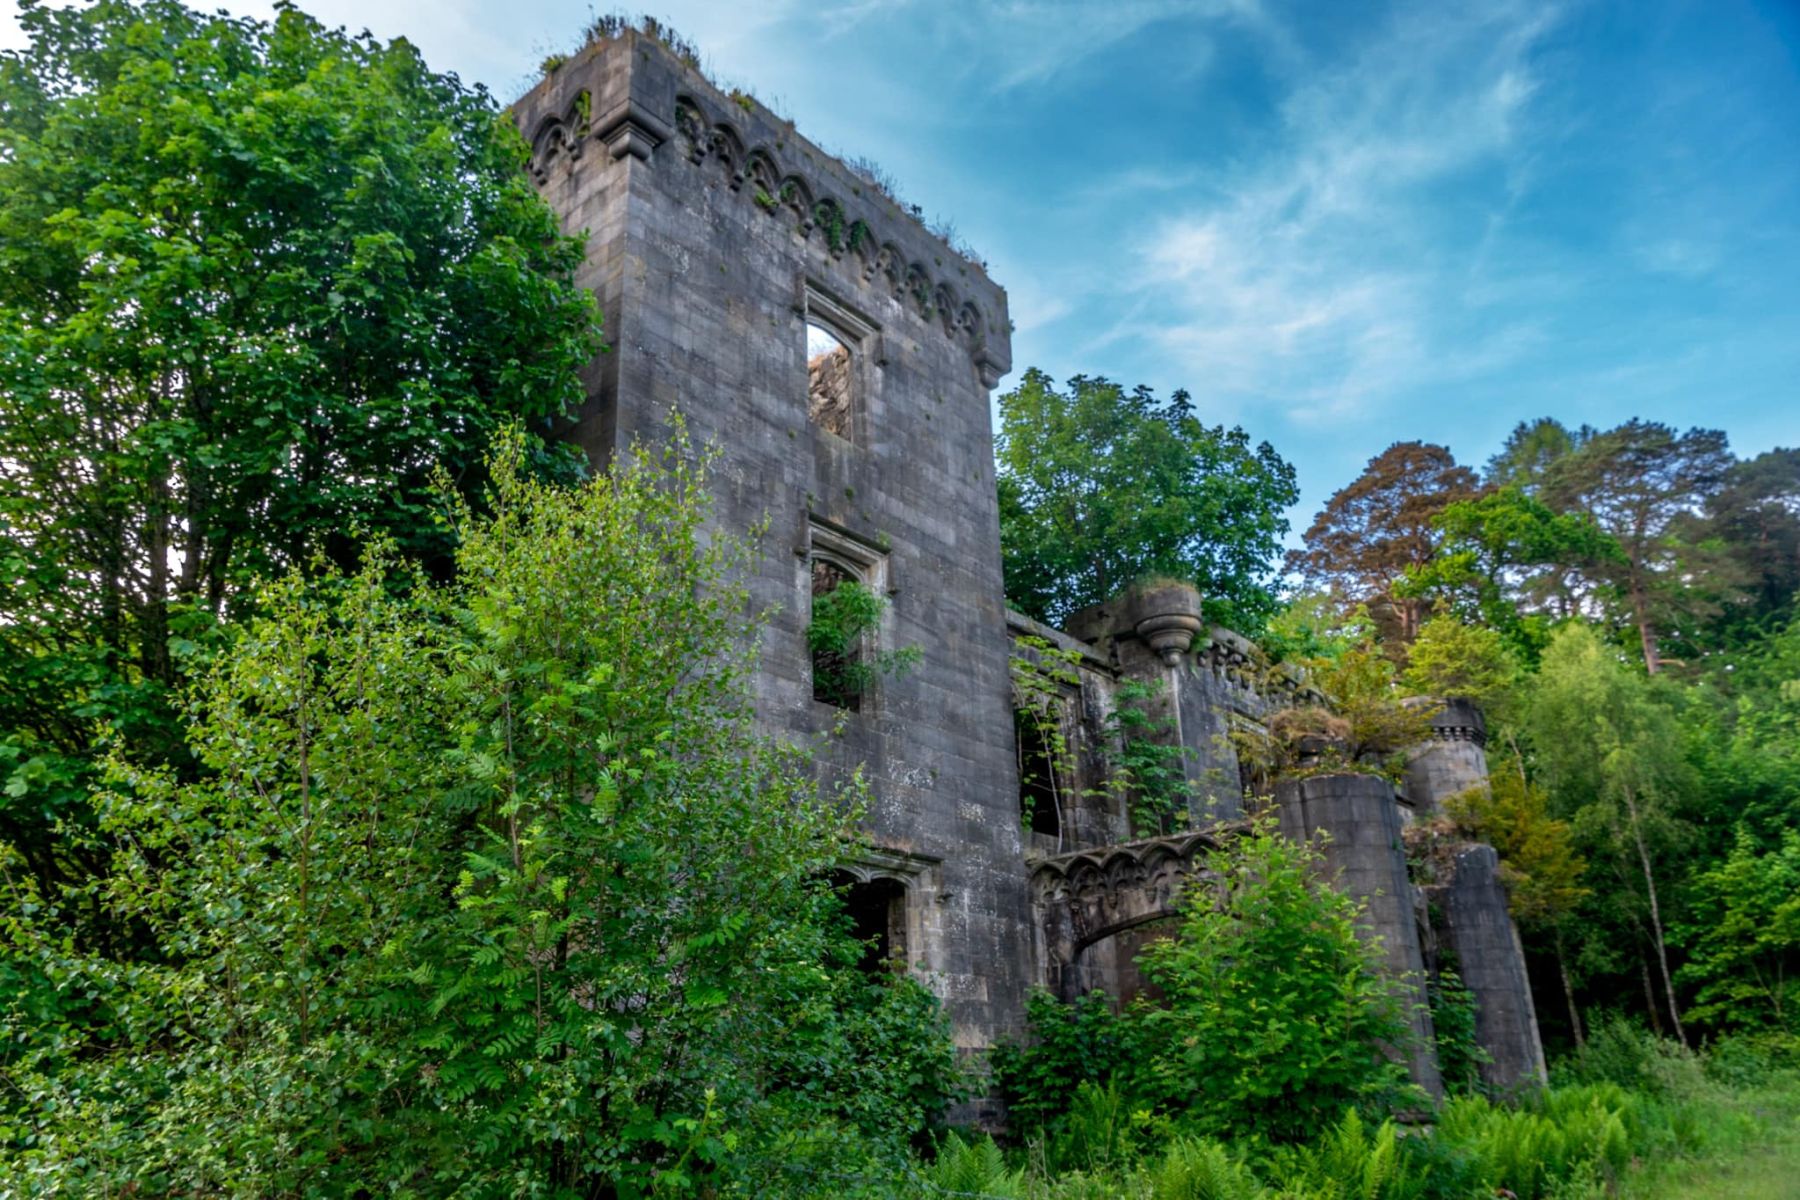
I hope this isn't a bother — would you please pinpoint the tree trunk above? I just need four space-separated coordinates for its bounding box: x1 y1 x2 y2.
1629 572 1661 675
1555 930 1585 1049
1623 785 1686 1045
1641 956 1664 1035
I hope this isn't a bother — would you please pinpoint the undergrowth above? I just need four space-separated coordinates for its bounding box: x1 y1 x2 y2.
908 1025 1800 1199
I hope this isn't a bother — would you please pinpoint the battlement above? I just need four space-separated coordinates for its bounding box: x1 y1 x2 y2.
515 30 1011 387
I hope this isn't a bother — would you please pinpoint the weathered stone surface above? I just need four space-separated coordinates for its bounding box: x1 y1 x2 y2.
1030 829 1233 1003
1403 697 1489 817
1277 773 1445 1098
513 31 1543 1091
516 30 1026 1049
1437 845 1549 1091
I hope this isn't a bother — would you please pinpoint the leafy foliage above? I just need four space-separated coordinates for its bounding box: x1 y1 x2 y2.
991 989 1143 1141
1541 420 1735 672
1010 636 1087 843
1444 761 1588 932
1428 967 1487 1097
996 369 1297 630
1105 680 1194 835
0 0 600 912
1287 442 1477 644
1524 625 1694 1043
1675 828 1800 1036
1306 643 1436 781
1132 820 1417 1143
0 428 959 1194
1400 615 1521 717
807 578 920 708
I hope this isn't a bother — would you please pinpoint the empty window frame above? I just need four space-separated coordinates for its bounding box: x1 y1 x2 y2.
810 557 865 711
806 322 853 438
1015 705 1064 840
831 871 909 975
799 283 879 443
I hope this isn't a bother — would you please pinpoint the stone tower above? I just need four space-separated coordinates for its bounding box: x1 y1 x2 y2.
513 30 1032 1049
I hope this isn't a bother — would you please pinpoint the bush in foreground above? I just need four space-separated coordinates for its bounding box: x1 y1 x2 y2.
1 427 960 1196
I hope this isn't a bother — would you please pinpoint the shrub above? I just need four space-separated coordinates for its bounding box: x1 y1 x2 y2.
1 427 954 1195
1132 819 1417 1142
1559 1016 1704 1098
991 988 1142 1139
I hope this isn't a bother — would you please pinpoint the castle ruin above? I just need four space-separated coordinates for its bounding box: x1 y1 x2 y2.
513 29 1547 1108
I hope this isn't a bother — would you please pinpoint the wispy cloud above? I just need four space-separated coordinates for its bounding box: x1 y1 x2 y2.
1122 1 1563 421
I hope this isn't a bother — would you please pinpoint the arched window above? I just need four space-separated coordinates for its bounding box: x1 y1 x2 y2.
806 322 853 439
831 871 909 975
810 557 865 710
1015 706 1063 840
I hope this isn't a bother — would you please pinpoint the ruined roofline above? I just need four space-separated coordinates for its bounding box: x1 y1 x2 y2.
1005 608 1113 673
515 30 1013 387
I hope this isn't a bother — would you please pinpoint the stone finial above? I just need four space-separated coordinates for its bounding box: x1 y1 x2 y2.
1129 579 1205 665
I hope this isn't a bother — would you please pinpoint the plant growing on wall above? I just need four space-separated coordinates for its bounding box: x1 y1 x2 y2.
807 579 919 709
1104 680 1192 837
1430 964 1489 1095
1009 636 1084 844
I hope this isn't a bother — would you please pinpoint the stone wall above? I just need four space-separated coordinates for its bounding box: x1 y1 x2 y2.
515 30 1030 1051
1426 844 1549 1091
1403 697 1489 816
514 34 1545 1097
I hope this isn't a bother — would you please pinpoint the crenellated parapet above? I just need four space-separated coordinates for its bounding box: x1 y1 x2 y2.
668 91 1008 384
516 31 1013 389
1403 696 1491 815
1422 696 1487 745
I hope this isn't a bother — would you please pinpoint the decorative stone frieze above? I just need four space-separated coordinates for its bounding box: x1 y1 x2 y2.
670 90 1008 384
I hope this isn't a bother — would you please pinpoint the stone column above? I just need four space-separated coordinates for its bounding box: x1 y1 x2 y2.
1441 844 1548 1091
1276 772 1443 1098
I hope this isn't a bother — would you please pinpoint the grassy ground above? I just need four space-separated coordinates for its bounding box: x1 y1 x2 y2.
1616 1081 1800 1200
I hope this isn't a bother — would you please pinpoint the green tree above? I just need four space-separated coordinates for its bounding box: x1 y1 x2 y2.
1542 421 1735 673
1 429 957 1194
1399 485 1623 655
1401 614 1521 718
1484 417 1584 492
995 369 1297 629
1288 441 1478 644
1689 447 1800 638
1525 624 1694 1044
0 0 600 905
1133 820 1415 1142
1676 828 1800 1037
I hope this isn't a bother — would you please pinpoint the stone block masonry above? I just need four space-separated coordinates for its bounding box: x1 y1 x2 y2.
514 29 1030 1050
1278 773 1445 1098
513 29 1545 1097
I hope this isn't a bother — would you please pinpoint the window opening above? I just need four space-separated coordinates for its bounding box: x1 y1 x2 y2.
832 871 909 975
806 322 853 439
1016 706 1063 839
810 558 865 710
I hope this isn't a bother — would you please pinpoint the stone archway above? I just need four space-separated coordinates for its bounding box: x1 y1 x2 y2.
1029 828 1237 1001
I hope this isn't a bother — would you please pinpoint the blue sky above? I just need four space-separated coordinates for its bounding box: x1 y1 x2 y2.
5 0 1797 526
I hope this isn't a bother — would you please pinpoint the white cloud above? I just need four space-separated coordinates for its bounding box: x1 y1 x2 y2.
1123 1 1565 421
